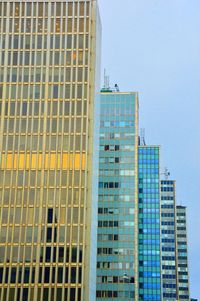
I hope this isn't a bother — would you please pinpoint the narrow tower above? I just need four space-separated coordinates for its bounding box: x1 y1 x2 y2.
96 90 139 300
160 180 190 301
138 145 162 301
176 206 190 301
161 180 178 300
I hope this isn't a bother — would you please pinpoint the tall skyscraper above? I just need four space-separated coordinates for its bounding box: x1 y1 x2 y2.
96 90 139 300
176 205 190 301
0 1 101 300
138 145 162 301
160 180 190 301
161 180 177 300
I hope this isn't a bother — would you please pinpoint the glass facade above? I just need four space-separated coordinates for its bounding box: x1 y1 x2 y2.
161 180 177 300
160 180 190 301
96 92 139 300
138 146 162 301
176 206 190 301
0 1 101 300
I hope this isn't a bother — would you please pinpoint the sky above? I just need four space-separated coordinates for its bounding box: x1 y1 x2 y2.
98 0 200 298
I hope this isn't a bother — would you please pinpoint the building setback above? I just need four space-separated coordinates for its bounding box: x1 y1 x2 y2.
0 1 101 300
138 145 162 301
96 91 139 300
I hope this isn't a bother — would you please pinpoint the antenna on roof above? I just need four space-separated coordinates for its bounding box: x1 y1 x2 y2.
114 84 120 92
104 69 110 89
140 128 146 146
162 167 170 180
103 69 106 88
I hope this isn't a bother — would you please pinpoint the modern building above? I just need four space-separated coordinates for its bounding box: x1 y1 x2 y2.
161 180 177 300
176 206 190 301
96 90 139 300
138 145 162 301
160 179 190 301
0 1 101 300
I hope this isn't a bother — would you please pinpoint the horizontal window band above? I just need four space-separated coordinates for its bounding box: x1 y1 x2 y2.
0 153 86 170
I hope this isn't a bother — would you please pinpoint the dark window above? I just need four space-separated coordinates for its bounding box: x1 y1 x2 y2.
79 248 82 262
78 288 81 301
71 247 77 262
44 267 50 283
46 228 52 242
43 288 49 301
45 247 51 262
5 268 9 283
70 288 75 301
96 291 101 297
58 247 64 262
31 268 35 283
11 267 17 283
17 288 21 301
53 247 57 262
47 208 53 223
113 291 118 297
52 267 56 283
71 267 76 283
98 208 103 214
0 268 3 283
65 267 69 282
78 267 82 283
38 267 42 283
57 288 62 300
18 268 22 283
64 289 68 300
66 247 70 262
22 288 28 301
57 267 63 283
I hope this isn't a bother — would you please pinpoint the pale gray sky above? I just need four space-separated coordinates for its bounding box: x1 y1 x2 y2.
98 0 200 298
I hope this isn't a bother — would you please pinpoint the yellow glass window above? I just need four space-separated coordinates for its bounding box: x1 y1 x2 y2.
19 154 25 169
7 154 13 169
50 154 56 169
13 154 18 169
38 154 43 169
31 154 37 169
45 153 49 169
62 153 68 169
1 154 5 169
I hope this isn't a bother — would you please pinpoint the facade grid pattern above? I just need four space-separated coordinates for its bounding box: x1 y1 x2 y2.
96 92 138 301
138 146 162 301
160 180 177 300
0 1 100 301
176 206 190 301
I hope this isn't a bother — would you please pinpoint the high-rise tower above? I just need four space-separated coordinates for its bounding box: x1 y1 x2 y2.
160 180 190 301
96 90 139 300
176 205 190 301
0 1 101 300
138 145 162 301
161 180 177 300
